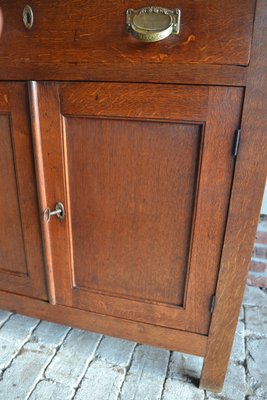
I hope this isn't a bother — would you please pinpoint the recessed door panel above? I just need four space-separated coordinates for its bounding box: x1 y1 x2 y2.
64 118 201 306
0 83 47 299
0 115 28 275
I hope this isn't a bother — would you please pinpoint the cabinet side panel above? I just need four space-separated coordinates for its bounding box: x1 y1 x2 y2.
200 0 267 392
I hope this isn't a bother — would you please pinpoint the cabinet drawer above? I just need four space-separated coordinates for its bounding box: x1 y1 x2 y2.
0 0 255 76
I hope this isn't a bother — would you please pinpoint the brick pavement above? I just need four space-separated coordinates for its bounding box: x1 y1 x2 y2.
249 216 267 288
0 285 266 400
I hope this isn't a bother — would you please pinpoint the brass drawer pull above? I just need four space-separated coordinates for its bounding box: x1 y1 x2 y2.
126 7 181 42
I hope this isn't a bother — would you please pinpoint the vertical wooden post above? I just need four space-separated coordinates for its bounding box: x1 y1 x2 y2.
200 0 267 392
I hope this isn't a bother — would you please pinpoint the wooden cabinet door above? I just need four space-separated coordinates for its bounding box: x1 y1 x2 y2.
0 83 47 299
31 82 243 334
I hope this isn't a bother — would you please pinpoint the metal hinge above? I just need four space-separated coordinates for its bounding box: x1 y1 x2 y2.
210 295 216 313
233 129 241 157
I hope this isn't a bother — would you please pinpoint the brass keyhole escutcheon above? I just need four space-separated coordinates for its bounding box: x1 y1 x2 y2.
22 5 34 29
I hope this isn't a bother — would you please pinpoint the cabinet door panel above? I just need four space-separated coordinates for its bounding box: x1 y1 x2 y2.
0 115 27 275
65 118 200 305
0 83 47 299
31 82 243 334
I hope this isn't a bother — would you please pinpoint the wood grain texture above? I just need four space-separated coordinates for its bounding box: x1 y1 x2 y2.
29 82 56 304
0 62 247 87
60 83 209 121
0 115 27 275
0 290 207 357
29 82 72 306
0 83 47 300
32 82 242 335
65 118 200 306
192 87 244 333
0 0 255 66
200 0 267 392
0 0 254 83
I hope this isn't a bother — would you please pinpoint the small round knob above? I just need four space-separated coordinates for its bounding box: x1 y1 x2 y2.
43 202 65 224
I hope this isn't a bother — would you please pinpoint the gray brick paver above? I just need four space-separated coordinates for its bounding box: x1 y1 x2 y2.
162 379 205 400
0 347 54 400
243 286 267 308
28 380 75 400
167 352 203 383
95 336 136 367
0 311 12 328
0 314 39 372
245 306 267 337
246 337 267 398
28 321 71 349
119 344 170 400
231 319 246 362
75 361 125 400
0 320 69 400
74 336 136 400
45 329 102 388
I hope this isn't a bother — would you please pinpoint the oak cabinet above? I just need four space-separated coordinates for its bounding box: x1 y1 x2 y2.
0 0 266 394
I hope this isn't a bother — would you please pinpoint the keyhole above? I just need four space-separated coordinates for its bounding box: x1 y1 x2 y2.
23 5 33 29
26 11 31 25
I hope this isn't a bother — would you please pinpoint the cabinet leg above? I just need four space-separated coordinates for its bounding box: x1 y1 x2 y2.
199 355 228 393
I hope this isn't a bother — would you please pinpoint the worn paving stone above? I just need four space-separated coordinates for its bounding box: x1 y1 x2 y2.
76 361 125 400
246 337 267 398
167 352 203 383
162 379 204 400
45 329 102 387
206 361 247 400
231 319 246 362
28 379 75 400
245 306 267 337
0 346 53 400
119 344 170 400
0 314 39 371
243 286 267 308
239 306 245 321
0 320 69 400
95 336 136 367
0 310 12 328
75 336 136 400
29 321 71 349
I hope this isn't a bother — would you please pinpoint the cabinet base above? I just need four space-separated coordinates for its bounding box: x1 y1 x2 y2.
0 290 207 357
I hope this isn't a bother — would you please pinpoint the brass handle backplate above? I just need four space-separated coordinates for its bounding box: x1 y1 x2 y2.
126 7 181 42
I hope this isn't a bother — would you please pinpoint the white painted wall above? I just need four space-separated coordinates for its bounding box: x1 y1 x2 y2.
261 181 267 215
